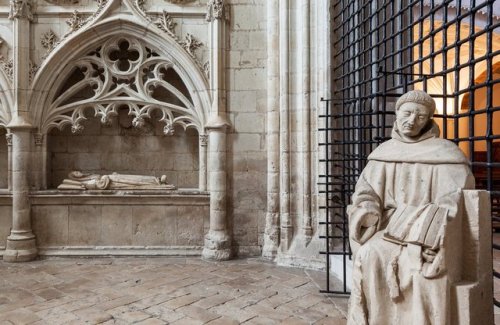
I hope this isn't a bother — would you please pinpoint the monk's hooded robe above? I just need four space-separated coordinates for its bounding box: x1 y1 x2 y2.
346 121 474 325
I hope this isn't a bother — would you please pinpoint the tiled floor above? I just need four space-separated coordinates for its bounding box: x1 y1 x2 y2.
0 258 348 325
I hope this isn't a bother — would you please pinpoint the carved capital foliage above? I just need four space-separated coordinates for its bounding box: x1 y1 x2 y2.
34 133 43 146
9 0 33 21
5 133 12 146
199 134 208 146
206 0 229 22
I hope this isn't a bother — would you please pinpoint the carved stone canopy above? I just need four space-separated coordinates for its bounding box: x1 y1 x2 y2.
42 35 204 135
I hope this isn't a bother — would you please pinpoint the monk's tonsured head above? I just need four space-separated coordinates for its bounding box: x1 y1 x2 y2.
395 90 436 138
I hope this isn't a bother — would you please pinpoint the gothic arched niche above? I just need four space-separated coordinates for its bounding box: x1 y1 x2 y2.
44 35 201 135
45 35 202 189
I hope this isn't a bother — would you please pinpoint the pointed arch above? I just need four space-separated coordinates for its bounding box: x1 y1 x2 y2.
30 17 211 134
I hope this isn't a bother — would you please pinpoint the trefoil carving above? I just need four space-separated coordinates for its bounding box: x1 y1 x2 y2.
9 0 33 21
155 10 178 41
206 0 229 22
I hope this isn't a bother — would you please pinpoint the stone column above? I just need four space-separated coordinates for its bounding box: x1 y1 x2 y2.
263 0 280 259
6 133 12 191
4 0 37 262
279 0 292 250
199 134 208 191
202 121 231 260
4 122 37 262
203 0 231 260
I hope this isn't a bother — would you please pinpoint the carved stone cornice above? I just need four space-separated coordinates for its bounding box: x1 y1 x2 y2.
9 0 33 21
206 0 229 22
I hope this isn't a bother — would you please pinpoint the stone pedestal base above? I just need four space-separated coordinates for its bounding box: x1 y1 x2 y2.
3 232 37 262
202 231 232 261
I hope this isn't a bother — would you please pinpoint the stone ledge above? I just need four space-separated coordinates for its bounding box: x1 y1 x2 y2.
32 246 203 257
29 189 210 205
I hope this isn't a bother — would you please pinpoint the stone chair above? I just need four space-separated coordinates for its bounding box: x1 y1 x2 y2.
451 190 493 324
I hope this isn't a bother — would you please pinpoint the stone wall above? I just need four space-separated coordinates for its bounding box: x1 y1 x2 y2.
227 0 267 255
48 111 199 189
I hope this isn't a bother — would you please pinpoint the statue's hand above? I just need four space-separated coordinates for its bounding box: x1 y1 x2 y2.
422 248 437 263
352 212 379 244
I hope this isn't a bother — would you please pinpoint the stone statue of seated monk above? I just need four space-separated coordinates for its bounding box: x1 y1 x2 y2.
57 171 176 190
347 90 475 325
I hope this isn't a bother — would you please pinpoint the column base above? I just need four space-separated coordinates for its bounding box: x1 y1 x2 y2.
3 233 38 262
202 231 232 261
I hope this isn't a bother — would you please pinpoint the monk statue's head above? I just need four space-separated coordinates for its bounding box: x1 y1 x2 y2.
395 90 436 139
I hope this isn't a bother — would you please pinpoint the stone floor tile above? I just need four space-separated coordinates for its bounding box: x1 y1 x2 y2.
170 317 204 325
280 317 309 325
161 294 203 310
242 316 278 324
177 305 221 323
206 316 239 325
0 308 41 324
73 307 114 323
194 294 235 309
313 316 348 325
135 318 166 325
114 310 151 323
0 258 348 324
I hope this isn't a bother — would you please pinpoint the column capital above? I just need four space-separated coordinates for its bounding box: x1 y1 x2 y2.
205 115 231 131
9 0 33 21
206 0 229 22
7 116 34 131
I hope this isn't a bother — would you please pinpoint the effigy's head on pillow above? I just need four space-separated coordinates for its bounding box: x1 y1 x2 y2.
394 90 436 138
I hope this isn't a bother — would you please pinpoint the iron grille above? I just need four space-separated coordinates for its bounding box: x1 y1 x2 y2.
319 0 500 302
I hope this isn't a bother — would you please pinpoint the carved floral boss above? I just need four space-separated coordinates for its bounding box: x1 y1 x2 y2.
42 36 202 135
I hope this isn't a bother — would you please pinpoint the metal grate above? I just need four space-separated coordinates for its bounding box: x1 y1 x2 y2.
319 0 500 301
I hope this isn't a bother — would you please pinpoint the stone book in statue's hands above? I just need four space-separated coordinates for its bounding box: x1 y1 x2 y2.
383 204 448 250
